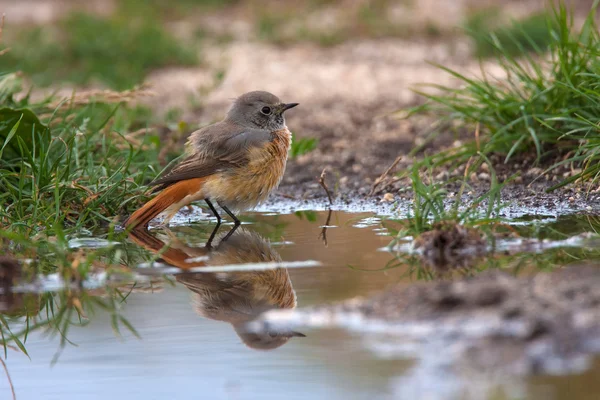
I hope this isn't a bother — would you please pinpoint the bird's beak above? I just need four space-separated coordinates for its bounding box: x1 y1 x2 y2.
281 103 299 112
290 331 306 338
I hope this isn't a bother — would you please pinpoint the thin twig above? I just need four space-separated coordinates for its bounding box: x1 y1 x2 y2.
317 169 333 246
0 357 16 400
369 155 403 196
0 13 5 42
318 168 333 205
276 192 297 200
318 208 333 247
0 13 9 57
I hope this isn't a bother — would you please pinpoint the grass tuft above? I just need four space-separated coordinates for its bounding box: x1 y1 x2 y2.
290 134 318 159
0 78 163 234
398 156 506 239
465 9 556 58
411 1 600 190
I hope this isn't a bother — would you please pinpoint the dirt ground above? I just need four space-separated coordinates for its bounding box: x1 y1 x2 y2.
134 1 600 211
256 265 600 374
4 0 600 211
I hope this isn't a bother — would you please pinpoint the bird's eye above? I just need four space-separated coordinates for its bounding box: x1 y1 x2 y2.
261 106 272 115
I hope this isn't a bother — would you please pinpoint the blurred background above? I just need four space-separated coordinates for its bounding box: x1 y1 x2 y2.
0 0 595 191
0 0 578 107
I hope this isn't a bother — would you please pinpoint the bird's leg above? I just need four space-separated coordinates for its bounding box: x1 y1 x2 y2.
219 223 240 243
204 199 222 248
205 224 222 249
218 203 241 226
204 199 222 224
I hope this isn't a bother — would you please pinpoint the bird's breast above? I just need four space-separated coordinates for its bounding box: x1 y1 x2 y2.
245 127 291 188
204 128 291 210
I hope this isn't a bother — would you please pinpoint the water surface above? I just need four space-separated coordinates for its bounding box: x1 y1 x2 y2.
2 210 600 400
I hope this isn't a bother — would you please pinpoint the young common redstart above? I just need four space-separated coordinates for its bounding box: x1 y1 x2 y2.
124 91 299 230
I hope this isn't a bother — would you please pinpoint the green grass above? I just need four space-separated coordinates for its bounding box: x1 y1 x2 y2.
411 1 600 190
383 162 600 280
253 0 441 46
290 134 318 159
0 11 197 90
0 74 168 356
0 226 155 363
356 0 410 38
395 158 506 239
465 9 556 58
0 74 164 234
118 0 240 18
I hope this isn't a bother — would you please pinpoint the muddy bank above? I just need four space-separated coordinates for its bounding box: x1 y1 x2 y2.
254 265 600 375
259 179 600 221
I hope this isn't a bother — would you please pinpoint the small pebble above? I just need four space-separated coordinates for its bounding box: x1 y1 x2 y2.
435 171 449 180
528 167 543 176
381 193 395 203
478 172 490 181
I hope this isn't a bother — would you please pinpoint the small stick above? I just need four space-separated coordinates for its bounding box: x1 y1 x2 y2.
317 169 333 246
0 13 5 42
369 155 402 196
276 192 297 200
318 168 333 205
0 357 16 400
0 14 10 57
318 208 333 247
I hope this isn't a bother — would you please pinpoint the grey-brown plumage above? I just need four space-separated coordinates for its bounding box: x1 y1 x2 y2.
124 91 299 229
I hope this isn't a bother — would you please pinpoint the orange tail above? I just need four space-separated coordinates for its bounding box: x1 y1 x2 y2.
128 229 209 270
124 177 206 229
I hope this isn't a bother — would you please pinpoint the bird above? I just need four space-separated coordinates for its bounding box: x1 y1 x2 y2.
128 226 305 350
123 91 299 231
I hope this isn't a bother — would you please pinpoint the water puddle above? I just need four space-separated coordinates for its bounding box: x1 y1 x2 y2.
1 207 600 399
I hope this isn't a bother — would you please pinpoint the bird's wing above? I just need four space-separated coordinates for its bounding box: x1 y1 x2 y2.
177 273 253 300
150 124 272 190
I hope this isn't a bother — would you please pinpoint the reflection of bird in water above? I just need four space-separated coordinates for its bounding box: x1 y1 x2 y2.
128 227 304 350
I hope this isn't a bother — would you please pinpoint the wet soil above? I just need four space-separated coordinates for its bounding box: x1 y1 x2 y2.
5 211 600 399
259 264 600 375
